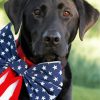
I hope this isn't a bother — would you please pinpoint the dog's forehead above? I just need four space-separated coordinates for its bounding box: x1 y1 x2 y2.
28 0 76 8
26 0 78 16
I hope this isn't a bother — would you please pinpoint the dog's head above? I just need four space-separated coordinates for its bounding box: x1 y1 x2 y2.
4 0 99 64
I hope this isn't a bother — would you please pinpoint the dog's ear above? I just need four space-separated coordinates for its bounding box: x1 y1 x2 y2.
4 0 29 34
74 0 99 40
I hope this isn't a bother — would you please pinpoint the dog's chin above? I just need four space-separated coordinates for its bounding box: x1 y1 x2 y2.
44 55 67 66
43 54 58 62
30 53 67 67
30 54 57 63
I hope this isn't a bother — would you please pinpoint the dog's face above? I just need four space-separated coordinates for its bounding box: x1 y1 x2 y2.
4 0 99 63
22 0 79 60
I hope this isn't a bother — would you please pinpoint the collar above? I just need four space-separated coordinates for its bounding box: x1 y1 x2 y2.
16 40 35 67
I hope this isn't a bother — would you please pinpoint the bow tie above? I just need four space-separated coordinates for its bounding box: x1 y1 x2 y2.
0 23 63 100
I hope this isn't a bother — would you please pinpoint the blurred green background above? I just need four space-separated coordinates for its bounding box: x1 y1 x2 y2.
0 0 100 100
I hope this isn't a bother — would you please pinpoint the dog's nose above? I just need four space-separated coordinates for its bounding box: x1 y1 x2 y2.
43 31 61 45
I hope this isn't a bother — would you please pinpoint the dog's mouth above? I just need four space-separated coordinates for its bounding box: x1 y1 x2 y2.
43 53 58 62
30 41 68 65
30 53 66 66
30 53 57 63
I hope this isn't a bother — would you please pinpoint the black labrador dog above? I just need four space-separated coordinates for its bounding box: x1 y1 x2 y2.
4 0 99 100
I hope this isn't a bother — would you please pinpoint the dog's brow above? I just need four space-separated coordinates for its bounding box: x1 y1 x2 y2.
58 3 64 9
41 5 47 10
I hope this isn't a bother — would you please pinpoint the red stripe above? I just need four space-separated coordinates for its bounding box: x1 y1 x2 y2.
0 68 22 100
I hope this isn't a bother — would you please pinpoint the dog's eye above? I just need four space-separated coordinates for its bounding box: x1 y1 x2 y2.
32 9 41 17
63 10 70 17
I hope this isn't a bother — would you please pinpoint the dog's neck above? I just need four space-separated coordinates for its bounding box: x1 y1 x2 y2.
18 28 34 61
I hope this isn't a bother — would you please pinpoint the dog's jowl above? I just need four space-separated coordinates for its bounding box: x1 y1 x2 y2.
4 0 99 100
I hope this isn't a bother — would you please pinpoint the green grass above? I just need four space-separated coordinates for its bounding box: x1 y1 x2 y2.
73 86 100 100
0 9 10 28
69 37 100 88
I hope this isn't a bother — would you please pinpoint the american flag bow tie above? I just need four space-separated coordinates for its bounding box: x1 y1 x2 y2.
0 23 63 100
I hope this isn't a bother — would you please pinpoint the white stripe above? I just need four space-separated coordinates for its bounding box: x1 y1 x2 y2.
0 80 19 100
0 72 9 85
